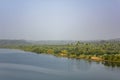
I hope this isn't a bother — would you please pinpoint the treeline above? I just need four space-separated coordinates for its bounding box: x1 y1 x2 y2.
1 40 120 62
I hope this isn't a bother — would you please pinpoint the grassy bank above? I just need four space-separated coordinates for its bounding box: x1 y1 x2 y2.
1 40 120 62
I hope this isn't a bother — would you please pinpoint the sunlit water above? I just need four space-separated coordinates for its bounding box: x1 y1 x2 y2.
0 49 120 80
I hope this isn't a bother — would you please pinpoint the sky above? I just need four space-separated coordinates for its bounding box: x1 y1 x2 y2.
0 0 120 40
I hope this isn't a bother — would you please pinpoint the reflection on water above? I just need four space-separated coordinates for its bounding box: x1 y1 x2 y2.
0 63 66 75
85 60 120 69
102 61 120 68
67 59 91 72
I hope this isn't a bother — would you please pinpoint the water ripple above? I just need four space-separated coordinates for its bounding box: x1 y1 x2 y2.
0 63 66 75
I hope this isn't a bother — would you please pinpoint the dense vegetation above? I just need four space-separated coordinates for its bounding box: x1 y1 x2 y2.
0 40 120 62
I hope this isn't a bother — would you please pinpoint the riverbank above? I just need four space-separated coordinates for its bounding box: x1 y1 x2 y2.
1 46 120 63
21 48 120 63
0 40 120 63
53 53 120 63
0 47 120 63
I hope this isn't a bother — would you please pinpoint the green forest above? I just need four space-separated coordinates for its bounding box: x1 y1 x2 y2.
0 40 120 62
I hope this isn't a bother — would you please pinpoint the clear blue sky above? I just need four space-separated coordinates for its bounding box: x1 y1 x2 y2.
0 0 120 40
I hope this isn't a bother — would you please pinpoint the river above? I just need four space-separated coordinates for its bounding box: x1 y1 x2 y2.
0 49 120 80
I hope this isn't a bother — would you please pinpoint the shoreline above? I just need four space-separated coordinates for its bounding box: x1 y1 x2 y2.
1 48 120 63
44 52 120 63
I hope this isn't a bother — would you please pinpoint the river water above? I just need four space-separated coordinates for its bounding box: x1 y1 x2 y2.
0 49 120 80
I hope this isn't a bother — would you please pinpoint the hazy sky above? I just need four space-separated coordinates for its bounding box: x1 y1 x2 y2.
0 0 120 40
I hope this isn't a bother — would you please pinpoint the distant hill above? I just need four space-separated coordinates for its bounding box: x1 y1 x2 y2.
110 38 120 41
0 40 30 46
0 38 120 46
0 40 75 46
29 40 76 45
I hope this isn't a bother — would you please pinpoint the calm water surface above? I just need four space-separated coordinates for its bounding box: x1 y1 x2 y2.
0 49 120 80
